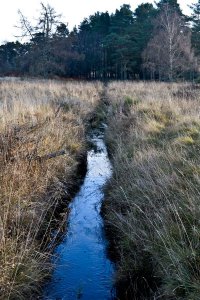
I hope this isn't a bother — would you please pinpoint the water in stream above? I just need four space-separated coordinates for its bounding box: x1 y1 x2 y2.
43 131 115 300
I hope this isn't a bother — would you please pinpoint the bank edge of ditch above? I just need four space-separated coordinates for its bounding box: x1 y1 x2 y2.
100 83 159 300
86 83 141 300
37 100 107 299
0 80 104 300
37 86 113 299
2 133 89 300
101 82 200 300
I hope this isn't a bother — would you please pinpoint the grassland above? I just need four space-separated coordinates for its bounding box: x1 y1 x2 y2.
0 79 102 300
2 79 199 300
103 82 200 299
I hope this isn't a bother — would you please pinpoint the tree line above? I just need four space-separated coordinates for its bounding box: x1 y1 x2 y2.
0 0 200 81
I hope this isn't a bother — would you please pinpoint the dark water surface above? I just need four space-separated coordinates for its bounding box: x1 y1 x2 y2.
43 132 115 300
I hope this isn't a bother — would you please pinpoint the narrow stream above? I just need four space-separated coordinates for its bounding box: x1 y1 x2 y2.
43 130 115 300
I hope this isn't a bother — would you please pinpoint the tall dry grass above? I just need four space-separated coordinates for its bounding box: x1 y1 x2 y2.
104 82 200 299
0 79 102 299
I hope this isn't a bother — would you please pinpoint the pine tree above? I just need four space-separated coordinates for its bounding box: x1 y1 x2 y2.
191 0 200 56
131 3 157 77
157 0 182 14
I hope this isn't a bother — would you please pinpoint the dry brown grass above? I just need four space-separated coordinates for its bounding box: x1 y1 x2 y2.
104 81 200 299
0 79 102 299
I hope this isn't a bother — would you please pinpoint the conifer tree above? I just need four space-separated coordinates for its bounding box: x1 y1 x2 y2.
191 0 200 56
157 0 182 14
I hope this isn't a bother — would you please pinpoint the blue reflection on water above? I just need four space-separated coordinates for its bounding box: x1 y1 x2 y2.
43 133 115 300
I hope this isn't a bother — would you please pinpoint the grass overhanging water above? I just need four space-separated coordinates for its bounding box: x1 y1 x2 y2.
103 81 200 299
1 79 200 300
0 79 102 300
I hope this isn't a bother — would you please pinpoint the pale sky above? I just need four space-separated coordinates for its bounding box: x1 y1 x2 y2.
0 0 193 43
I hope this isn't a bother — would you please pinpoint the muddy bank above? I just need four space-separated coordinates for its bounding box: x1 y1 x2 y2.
42 151 88 247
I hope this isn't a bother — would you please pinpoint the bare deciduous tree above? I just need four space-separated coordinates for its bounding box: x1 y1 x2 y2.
16 2 62 41
36 3 61 40
142 4 197 81
15 3 69 77
17 10 34 39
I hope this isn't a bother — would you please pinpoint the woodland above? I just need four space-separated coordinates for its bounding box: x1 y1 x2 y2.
0 0 200 81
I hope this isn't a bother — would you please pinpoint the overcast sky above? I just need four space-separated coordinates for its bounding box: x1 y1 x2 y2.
0 0 193 43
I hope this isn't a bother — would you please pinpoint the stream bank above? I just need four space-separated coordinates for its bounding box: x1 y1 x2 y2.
43 125 116 299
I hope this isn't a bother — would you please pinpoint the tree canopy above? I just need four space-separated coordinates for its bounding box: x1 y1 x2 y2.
0 1 199 81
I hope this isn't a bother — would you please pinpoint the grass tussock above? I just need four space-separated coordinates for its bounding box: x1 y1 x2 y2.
0 79 102 300
104 81 200 299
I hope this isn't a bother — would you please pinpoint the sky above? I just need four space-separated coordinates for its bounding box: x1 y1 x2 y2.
0 0 194 43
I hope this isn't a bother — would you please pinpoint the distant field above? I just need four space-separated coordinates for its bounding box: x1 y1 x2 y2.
0 79 102 299
104 82 200 299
